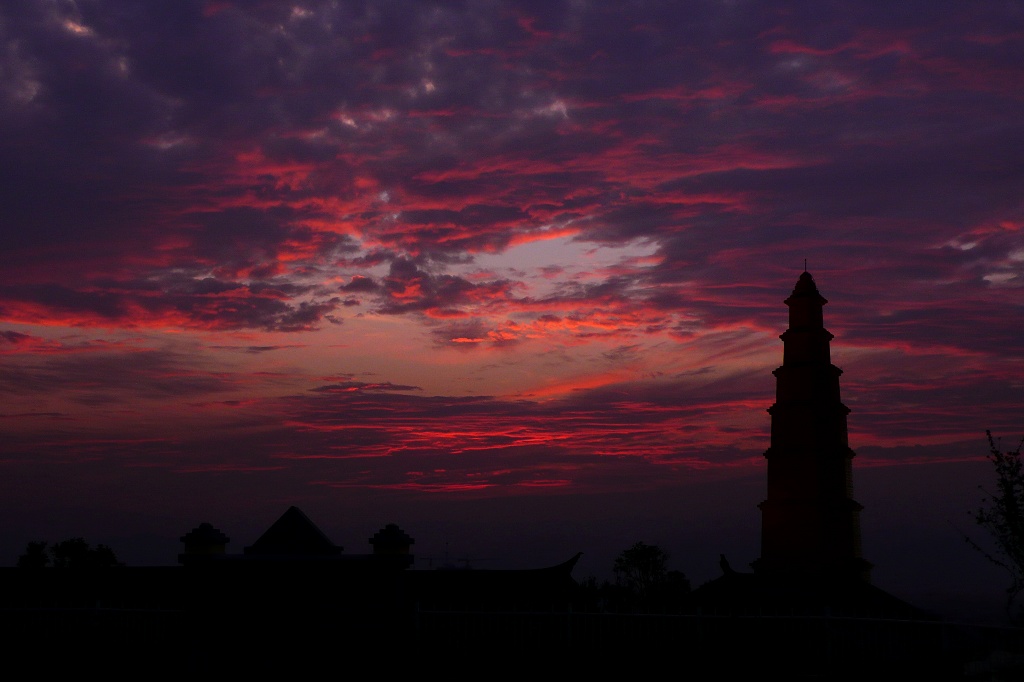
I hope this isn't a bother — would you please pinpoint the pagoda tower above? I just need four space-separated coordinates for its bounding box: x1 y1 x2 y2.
752 271 872 583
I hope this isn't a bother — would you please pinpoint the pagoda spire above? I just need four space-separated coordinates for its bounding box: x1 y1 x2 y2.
752 271 872 583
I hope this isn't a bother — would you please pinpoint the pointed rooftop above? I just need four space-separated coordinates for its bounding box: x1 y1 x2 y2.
243 506 343 557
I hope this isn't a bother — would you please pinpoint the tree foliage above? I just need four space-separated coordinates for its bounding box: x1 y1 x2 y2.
605 541 690 612
575 541 694 613
613 541 671 598
16 538 122 569
969 430 1024 621
16 541 50 569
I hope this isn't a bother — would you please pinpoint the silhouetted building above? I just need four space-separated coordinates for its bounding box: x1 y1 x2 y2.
752 270 872 583
243 504 344 557
0 506 582 671
178 522 229 561
691 272 930 621
175 506 578 610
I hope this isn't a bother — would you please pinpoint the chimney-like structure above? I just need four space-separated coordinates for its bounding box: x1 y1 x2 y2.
752 271 872 583
178 522 230 565
369 523 415 569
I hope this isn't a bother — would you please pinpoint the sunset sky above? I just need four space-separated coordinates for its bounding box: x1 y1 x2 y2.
2 1 1022 619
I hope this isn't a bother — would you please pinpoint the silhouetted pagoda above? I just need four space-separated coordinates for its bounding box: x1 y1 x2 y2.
691 271 930 620
752 270 871 583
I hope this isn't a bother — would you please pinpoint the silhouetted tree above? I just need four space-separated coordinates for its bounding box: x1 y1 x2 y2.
16 541 49 568
968 430 1024 622
16 537 122 568
614 541 668 597
656 569 692 612
611 541 690 612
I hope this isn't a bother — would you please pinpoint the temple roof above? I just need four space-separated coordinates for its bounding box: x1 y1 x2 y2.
243 506 342 556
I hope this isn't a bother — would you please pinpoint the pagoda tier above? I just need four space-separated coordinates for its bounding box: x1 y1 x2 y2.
752 272 872 583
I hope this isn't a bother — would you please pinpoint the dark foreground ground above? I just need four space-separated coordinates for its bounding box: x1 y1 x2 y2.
4 606 1023 680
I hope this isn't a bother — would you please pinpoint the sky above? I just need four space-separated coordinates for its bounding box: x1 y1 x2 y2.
1 0 1022 622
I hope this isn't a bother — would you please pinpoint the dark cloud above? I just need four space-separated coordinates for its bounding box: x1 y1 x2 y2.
2 0 1020 347
341 275 380 293
363 257 518 316
428 320 520 350
0 348 237 404
0 280 343 332
309 381 422 394
0 331 31 345
209 345 305 354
